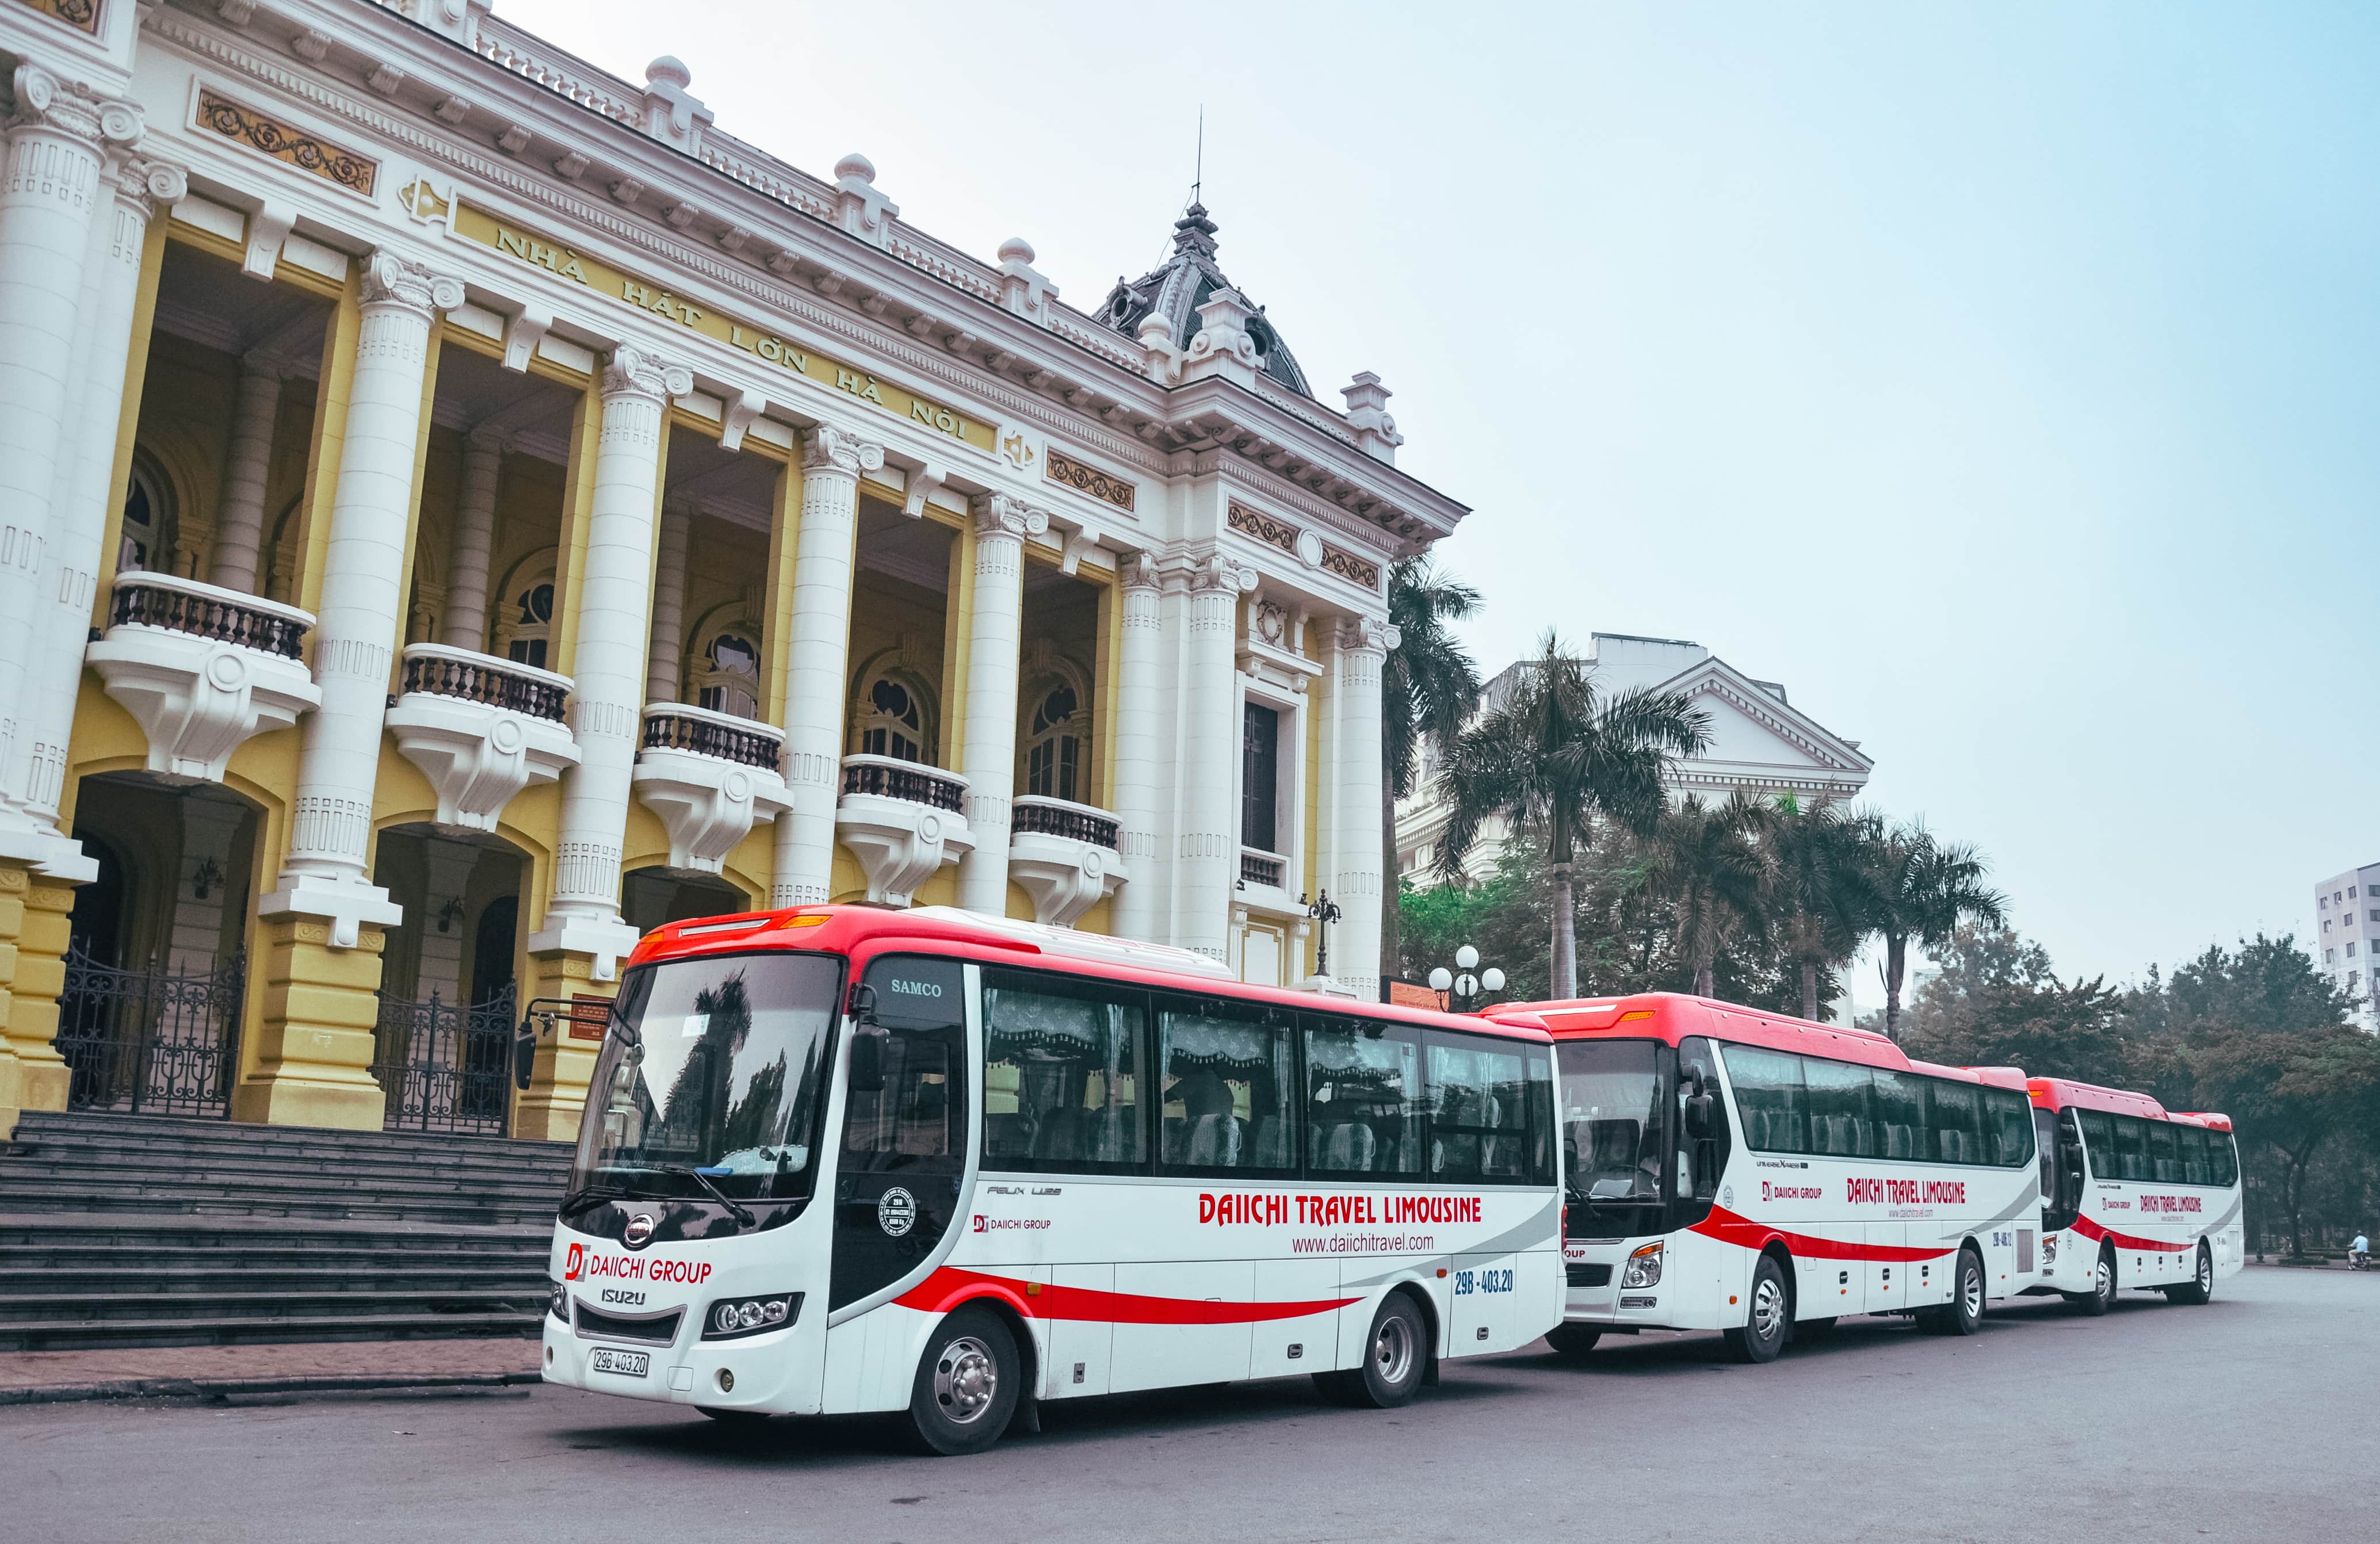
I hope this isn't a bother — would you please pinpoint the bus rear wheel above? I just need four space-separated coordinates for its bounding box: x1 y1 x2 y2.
1315 1291 1428 1409
2164 1243 2214 1306
2064 1245 2117 1317
1919 1245 1985 1336
901 1306 1020 1457
1544 1324 1603 1358
1722 1255 1790 1364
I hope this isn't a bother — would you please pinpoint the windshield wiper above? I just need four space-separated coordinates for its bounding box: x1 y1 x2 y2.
657 1164 756 1226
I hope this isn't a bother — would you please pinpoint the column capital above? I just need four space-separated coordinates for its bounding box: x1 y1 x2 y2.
801 421 884 477
8 64 142 149
463 426 513 457
108 151 187 217
360 249 465 320
602 342 692 403
1191 551 1260 595
1120 552 1163 594
1336 614 1400 655
971 491 1049 542
238 344 292 381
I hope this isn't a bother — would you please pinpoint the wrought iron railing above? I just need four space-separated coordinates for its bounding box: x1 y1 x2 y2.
398 644 571 723
55 946 245 1119
1240 849 1287 889
108 574 311 660
640 705 784 770
371 983 517 1137
1013 796 1120 850
840 754 966 814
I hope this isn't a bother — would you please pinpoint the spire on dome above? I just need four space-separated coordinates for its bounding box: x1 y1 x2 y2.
1093 201 1311 398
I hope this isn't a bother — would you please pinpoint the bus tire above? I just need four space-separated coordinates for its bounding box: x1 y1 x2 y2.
1722 1254 1790 1364
1315 1291 1428 1409
2164 1243 2214 1306
901 1306 1020 1457
1920 1245 1985 1336
1544 1324 1603 1358
2064 1245 2117 1317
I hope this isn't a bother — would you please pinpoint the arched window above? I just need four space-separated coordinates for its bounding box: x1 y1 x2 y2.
694 631 760 719
855 674 927 763
504 582 554 669
118 461 174 575
1024 680 1082 802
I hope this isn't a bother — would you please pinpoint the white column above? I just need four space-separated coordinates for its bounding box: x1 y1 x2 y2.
644 499 691 705
528 345 688 977
954 493 1047 914
440 430 503 651
1325 617 1393 999
260 250 461 948
15 151 184 865
771 423 882 908
206 351 284 593
1172 553 1254 961
1106 555 1163 942
0 64 140 850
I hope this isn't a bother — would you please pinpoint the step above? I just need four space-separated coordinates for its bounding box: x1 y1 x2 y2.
0 1287 545 1327
1 1243 550 1274
0 1266 553 1301
0 1149 571 1198
0 1179 559 1225
0 1311 543 1353
11 1111 571 1161
0 1212 548 1253
6 1134 572 1181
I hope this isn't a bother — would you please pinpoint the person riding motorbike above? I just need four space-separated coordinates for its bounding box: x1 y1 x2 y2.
2351 1232 2371 1271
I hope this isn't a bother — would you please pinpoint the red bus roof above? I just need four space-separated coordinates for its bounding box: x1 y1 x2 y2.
2024 1077 2230 1130
625 904 1552 1042
1489 992 2019 1084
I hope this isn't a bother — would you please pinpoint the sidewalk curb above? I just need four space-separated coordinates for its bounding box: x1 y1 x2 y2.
0 1370 544 1407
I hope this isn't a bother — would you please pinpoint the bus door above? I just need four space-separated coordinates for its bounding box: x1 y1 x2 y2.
829 956 969 1312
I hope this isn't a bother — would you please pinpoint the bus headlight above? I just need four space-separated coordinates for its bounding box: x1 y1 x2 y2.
2040 1236 2058 1265
549 1281 568 1321
703 1293 801 1341
1622 1242 1664 1289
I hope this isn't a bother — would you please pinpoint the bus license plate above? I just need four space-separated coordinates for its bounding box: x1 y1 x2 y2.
589 1348 650 1379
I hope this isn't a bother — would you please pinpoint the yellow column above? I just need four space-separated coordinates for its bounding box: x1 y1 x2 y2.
0 861 32 1133
0 877 79 1132
515 947 606 1144
234 917 388 1128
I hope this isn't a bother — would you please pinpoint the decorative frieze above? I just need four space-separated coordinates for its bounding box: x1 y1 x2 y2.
1046 449 1135 512
1319 542 1381 590
15 0 98 31
195 88 377 196
1227 499 1297 554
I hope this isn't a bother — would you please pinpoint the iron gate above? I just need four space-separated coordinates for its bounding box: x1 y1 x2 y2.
371 983 516 1136
55 946 246 1119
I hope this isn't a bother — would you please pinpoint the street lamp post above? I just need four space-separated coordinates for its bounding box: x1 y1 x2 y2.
1427 942 1506 1014
1301 890 1343 978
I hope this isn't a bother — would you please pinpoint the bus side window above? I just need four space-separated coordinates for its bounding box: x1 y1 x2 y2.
1677 1035 1728 1210
1305 1015 1422 1178
2146 1120 2181 1183
1982 1088 2034 1167
1155 998 1296 1175
1871 1069 1927 1161
845 956 967 1174
1718 1045 1808 1155
1926 1081 1983 1165
2177 1124 2211 1186
2210 1132 2238 1188
1424 1032 1533 1182
981 969 1148 1174
2114 1115 2153 1182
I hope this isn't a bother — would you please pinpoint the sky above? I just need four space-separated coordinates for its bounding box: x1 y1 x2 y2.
503 0 2380 989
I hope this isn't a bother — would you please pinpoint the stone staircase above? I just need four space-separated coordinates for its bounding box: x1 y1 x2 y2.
0 1111 570 1352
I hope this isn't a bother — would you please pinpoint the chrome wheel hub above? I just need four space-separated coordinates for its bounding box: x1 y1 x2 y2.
1962 1261 1984 1319
2096 1258 2114 1302
934 1335 998 1424
1752 1276 1785 1340
1372 1314 1415 1385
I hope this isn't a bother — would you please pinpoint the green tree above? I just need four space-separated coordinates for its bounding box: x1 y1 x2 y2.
1381 559 1482 984
2161 935 2356 1038
1639 792 1773 1000
1436 632 1709 998
1766 797 1867 1022
2191 1024 2380 1259
1897 927 2147 1088
1847 815 2007 1041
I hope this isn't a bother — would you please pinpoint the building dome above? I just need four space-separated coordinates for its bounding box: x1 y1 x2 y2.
1092 203 1312 398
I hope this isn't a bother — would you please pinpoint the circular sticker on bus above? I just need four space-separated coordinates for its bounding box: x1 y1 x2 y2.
878 1187 918 1237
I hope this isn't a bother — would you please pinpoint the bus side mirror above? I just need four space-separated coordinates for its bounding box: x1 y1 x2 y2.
1684 1093 1716 1140
513 1021 537 1092
848 1028 886 1093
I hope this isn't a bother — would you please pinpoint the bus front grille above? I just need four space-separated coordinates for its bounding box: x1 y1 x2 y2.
1565 1263 1613 1287
573 1302 686 1345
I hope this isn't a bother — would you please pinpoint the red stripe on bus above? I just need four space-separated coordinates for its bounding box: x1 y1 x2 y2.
1688 1205 1959 1263
2070 1214 2200 1255
893 1267 1358 1325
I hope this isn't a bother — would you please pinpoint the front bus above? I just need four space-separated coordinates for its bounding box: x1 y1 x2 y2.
543 905 1564 1454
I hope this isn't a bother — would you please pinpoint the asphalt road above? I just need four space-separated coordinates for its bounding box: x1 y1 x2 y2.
14 1266 2373 1543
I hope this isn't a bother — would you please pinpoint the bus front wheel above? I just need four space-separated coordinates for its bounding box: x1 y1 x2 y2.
1544 1324 1602 1358
1919 1245 1985 1336
2064 1245 2117 1317
1722 1255 1790 1364
901 1306 1021 1457
2164 1243 2214 1306
1315 1291 1428 1409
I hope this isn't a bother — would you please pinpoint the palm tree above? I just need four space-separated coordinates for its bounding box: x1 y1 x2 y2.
1768 797 1866 1021
1381 558 1482 984
1640 792 1774 1000
1437 632 1710 998
1847 814 2008 1039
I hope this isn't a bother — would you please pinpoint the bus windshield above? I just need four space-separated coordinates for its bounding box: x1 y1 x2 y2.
568 950 842 1205
1557 1039 1664 1210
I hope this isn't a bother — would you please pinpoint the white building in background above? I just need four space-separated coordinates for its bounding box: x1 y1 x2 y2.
1395 632 1874 885
2313 863 2380 1032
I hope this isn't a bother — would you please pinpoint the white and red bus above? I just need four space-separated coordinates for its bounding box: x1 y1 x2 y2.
2023 1077 2241 1313
1496 992 2045 1362
539 905 1563 1453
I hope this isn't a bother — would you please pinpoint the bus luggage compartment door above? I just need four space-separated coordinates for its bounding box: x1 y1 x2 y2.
1110 1260 1252 1392
1449 1253 1516 1352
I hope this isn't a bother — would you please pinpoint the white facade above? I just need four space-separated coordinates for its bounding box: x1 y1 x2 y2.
1396 632 1874 885
2313 862 2380 1033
